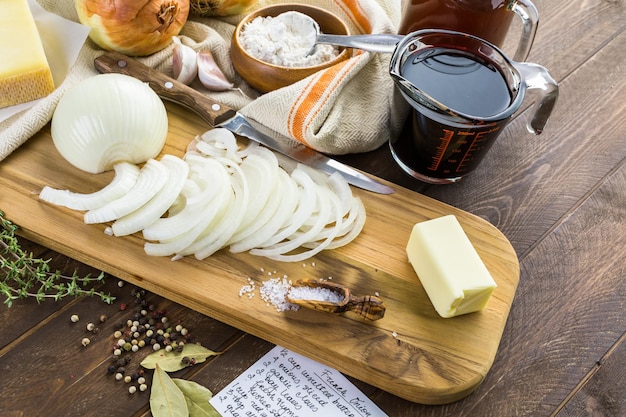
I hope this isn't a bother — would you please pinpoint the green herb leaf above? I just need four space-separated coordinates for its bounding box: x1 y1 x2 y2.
173 378 221 417
141 344 220 372
150 364 189 417
0 211 114 306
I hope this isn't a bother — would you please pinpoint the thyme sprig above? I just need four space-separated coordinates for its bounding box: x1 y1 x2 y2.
0 211 115 307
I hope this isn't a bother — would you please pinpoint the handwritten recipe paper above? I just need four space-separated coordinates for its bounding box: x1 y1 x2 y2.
210 346 388 417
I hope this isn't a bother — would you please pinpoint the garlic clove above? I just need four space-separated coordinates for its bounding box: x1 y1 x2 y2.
197 50 234 91
172 37 198 85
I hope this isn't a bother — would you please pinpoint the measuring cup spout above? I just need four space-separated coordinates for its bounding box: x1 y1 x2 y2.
513 62 559 134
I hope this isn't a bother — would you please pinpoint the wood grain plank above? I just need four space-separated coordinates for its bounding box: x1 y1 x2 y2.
556 333 626 417
0 282 242 416
371 150 626 416
0 83 521 404
0 239 83 349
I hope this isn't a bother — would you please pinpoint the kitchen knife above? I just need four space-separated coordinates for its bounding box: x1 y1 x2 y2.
94 51 394 195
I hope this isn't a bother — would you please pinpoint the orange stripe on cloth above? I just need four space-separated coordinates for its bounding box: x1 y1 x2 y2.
332 0 373 34
287 55 363 147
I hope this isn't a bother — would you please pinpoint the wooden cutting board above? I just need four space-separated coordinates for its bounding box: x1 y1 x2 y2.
0 103 519 405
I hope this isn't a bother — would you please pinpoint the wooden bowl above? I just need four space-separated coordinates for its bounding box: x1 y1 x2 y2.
231 3 351 93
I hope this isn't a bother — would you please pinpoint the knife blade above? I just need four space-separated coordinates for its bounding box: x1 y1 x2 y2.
94 51 394 195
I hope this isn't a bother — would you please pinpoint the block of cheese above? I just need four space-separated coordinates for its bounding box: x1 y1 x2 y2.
0 0 55 108
406 215 497 318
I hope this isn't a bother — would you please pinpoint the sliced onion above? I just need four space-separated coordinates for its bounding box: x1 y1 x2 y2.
309 197 367 250
84 159 169 224
250 183 343 262
228 148 278 243
38 162 140 210
191 128 241 162
253 168 317 249
187 162 249 260
229 168 298 253
327 171 354 217
51 74 168 174
142 157 228 242
250 172 333 257
41 126 368 263
235 139 260 158
111 155 189 236
143 180 231 258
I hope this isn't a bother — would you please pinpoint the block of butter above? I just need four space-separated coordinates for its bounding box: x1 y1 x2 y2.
406 215 497 318
0 0 55 108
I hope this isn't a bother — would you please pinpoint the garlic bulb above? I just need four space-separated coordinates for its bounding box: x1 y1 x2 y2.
51 73 168 174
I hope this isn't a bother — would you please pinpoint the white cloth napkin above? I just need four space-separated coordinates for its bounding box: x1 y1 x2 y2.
0 0 409 162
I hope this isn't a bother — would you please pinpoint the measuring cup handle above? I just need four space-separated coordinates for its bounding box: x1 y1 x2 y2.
514 62 559 135
510 0 539 61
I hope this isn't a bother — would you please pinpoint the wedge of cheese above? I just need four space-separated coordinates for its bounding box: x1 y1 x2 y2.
406 215 497 318
0 0 55 108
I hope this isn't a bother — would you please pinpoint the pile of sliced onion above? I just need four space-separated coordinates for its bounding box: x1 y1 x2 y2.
39 128 367 262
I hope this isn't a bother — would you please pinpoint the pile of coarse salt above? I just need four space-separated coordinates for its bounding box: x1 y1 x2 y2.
287 285 344 304
256 275 345 312
260 276 299 312
239 11 340 67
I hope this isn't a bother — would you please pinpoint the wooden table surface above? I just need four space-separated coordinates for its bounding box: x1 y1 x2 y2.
1 0 625 415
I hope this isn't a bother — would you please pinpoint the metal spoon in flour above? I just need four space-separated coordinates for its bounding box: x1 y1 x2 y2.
304 15 404 56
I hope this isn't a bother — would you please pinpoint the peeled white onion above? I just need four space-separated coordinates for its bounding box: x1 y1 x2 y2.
51 74 168 174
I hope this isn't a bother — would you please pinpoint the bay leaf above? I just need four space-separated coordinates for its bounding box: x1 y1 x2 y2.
173 378 221 417
141 344 220 372
150 364 189 417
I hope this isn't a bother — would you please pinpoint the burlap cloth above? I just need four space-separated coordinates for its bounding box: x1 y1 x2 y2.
0 0 409 162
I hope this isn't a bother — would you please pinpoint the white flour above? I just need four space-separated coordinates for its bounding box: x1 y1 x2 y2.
239 11 340 68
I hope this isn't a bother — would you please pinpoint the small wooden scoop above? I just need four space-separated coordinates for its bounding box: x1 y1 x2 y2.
286 279 386 321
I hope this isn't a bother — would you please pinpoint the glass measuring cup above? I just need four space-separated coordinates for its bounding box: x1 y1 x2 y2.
398 0 539 62
388 30 558 184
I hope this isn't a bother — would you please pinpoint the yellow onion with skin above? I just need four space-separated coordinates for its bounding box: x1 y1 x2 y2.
189 0 257 17
75 0 190 56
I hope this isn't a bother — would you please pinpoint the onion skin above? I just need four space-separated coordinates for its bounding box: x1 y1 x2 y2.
189 0 257 17
75 0 190 56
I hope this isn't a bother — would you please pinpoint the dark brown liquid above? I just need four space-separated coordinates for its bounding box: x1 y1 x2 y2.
403 48 511 117
398 0 514 47
391 47 512 181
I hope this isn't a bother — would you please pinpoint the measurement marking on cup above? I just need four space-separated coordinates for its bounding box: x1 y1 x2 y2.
429 129 455 171
458 129 498 172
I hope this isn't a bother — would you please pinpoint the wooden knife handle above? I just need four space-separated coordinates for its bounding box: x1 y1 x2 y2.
94 51 237 126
